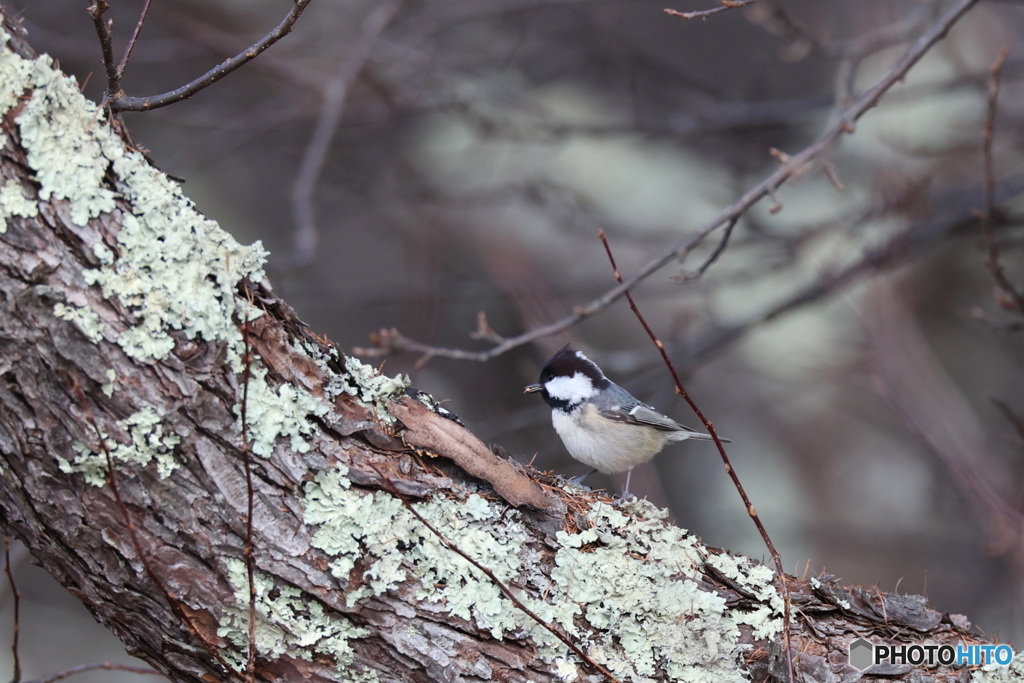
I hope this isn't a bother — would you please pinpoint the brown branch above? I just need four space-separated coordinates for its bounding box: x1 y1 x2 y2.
669 216 739 282
353 0 982 363
991 396 1024 448
679 180 1024 369
664 0 761 21
108 0 314 112
597 230 795 683
980 46 1024 317
86 0 120 103
22 662 164 683
115 0 154 79
4 538 20 683
239 314 257 680
369 464 622 683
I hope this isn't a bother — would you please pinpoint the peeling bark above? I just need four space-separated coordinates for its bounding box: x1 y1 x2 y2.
0 10 1017 683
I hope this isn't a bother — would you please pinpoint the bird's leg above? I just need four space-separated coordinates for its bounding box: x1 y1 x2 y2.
620 468 635 500
569 468 598 486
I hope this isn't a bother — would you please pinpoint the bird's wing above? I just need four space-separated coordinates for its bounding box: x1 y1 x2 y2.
598 401 727 441
598 402 691 432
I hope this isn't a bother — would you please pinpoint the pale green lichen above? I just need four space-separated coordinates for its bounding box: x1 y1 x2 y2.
101 369 116 398
0 26 267 365
237 364 328 458
703 551 784 640
304 469 766 682
10 55 119 228
0 29 333 473
972 650 1024 683
219 558 374 678
59 407 182 487
338 356 409 424
0 178 39 232
53 302 104 342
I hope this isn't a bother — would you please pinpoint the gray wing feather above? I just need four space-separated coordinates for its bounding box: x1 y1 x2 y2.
597 401 701 433
592 382 726 440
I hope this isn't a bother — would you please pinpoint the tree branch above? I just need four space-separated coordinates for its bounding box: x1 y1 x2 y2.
353 0 982 363
107 0 314 112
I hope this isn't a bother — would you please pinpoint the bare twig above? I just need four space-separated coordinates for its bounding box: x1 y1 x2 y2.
670 217 739 283
108 0 314 112
4 538 20 683
368 464 622 683
664 0 761 21
991 396 1024 447
86 1 120 103
470 311 506 344
353 0 982 363
980 46 1024 316
115 0 154 79
239 314 257 680
22 662 163 683
282 0 404 270
597 230 795 683
69 382 238 678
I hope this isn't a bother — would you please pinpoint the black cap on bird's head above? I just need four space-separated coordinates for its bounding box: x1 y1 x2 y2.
524 345 610 411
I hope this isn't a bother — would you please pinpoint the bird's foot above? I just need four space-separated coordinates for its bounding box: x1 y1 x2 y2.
566 468 598 490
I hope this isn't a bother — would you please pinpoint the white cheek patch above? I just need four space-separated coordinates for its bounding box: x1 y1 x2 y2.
545 372 598 403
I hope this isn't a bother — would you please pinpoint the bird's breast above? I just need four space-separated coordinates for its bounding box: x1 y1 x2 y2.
551 403 669 474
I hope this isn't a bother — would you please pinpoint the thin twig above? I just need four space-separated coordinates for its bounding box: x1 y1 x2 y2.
352 0 981 363
86 1 120 101
116 0 154 79
598 230 795 683
22 662 163 683
69 382 238 678
980 46 1024 316
669 217 739 282
664 0 761 20
239 313 257 680
368 464 622 683
282 0 404 270
990 396 1024 447
4 538 20 683
678 179 1024 370
109 0 314 112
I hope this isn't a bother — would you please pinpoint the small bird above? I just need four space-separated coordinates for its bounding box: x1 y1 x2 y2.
525 345 723 498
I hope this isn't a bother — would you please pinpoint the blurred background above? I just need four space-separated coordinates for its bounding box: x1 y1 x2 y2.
4 0 1024 678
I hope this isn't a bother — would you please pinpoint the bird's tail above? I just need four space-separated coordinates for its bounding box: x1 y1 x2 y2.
669 430 731 444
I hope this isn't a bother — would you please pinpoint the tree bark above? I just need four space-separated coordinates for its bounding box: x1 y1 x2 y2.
0 10 1017 683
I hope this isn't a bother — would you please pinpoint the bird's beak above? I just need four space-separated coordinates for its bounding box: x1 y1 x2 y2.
524 384 542 394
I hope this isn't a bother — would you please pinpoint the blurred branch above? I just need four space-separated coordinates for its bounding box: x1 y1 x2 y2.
664 0 761 21
980 46 1024 317
991 397 1024 448
90 0 314 112
23 663 164 683
866 283 1024 558
679 180 1024 368
279 0 405 271
354 0 982 363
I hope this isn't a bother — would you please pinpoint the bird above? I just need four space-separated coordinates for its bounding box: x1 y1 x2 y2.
525 345 724 499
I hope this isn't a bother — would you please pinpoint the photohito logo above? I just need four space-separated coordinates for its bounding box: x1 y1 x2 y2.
848 638 1015 671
